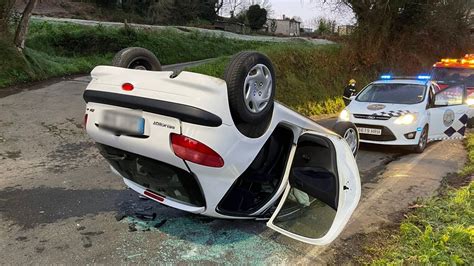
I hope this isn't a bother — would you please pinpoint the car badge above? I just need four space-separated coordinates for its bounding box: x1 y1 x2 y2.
367 104 386 111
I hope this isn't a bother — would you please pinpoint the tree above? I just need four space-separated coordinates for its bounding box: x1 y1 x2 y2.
246 4 267 30
307 0 472 72
0 0 15 34
314 17 335 36
14 0 38 51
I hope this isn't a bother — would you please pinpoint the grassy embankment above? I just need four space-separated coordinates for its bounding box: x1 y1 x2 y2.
0 21 377 116
0 21 272 88
366 134 474 264
188 45 375 116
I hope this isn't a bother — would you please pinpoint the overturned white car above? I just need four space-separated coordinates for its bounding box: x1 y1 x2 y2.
83 47 361 245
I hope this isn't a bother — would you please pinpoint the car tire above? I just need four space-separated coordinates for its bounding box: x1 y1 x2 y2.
333 122 359 156
224 51 276 125
112 47 162 71
413 125 428 153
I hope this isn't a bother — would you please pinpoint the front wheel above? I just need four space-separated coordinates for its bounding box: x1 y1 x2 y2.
333 122 359 156
412 126 428 153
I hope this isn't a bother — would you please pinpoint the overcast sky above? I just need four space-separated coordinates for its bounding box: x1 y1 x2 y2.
265 0 355 29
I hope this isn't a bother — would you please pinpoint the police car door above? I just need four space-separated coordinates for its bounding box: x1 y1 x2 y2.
266 131 361 245
428 84 468 141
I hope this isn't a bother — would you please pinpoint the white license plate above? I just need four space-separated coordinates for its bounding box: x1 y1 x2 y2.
358 127 382 135
101 110 145 135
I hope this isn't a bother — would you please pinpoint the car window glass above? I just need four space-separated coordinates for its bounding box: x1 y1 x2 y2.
356 83 426 104
433 68 474 87
273 187 336 239
435 85 464 106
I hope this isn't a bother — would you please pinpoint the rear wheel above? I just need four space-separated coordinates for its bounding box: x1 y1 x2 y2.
333 122 359 156
112 47 162 71
224 51 276 138
225 52 275 123
413 126 428 153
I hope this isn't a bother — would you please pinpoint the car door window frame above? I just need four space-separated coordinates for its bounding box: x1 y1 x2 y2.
266 131 361 245
433 83 466 107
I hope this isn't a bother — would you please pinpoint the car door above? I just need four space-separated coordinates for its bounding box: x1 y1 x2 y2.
428 84 468 140
266 131 361 245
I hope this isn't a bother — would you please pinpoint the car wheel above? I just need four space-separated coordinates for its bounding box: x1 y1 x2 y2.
112 47 162 71
333 122 359 156
224 51 276 125
413 126 428 153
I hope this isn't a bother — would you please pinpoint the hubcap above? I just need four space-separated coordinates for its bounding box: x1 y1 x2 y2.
419 129 427 149
243 64 272 113
133 65 147 70
344 128 358 154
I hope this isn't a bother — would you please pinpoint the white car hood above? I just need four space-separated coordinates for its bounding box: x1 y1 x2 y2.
348 101 422 116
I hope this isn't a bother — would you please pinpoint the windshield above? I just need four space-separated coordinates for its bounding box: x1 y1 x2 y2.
356 83 426 104
432 68 474 87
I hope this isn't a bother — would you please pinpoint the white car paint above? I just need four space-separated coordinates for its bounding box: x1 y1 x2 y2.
84 65 361 245
338 78 469 146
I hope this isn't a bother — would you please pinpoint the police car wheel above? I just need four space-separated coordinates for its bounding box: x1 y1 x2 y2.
112 47 162 71
413 126 428 153
333 122 359 156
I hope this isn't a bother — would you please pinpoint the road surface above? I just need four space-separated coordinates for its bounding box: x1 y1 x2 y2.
0 69 466 263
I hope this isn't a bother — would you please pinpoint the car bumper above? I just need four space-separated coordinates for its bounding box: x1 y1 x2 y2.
345 118 421 146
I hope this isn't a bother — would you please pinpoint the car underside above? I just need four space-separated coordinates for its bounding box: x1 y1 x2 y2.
83 48 361 245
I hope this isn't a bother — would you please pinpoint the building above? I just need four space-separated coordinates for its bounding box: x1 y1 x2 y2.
214 20 249 34
265 15 301 37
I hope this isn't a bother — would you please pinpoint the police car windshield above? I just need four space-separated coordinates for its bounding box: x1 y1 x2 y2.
356 83 426 104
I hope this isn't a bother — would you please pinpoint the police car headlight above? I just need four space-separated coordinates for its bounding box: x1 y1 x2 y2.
394 114 416 125
339 109 350 121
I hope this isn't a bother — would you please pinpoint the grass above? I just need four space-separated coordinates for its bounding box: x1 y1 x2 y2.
1 21 375 116
188 45 376 116
367 134 474 265
0 21 275 88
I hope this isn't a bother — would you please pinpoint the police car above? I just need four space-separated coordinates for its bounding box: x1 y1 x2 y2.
338 75 468 153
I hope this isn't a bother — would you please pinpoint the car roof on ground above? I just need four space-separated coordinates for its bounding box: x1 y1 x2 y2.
372 79 429 86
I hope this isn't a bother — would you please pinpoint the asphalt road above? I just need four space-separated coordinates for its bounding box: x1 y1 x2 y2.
0 69 466 263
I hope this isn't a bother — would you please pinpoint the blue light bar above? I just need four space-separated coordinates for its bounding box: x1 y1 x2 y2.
417 75 431 80
380 75 392 80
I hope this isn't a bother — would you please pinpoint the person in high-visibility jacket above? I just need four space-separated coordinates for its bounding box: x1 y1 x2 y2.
343 79 357 106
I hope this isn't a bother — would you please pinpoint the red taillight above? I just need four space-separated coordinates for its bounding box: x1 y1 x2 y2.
83 114 88 129
122 83 134 91
171 133 224 168
144 190 165 202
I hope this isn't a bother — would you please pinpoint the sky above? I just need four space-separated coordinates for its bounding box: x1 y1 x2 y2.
261 0 355 29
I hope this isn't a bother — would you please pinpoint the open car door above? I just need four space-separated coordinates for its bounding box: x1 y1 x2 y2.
266 131 361 245
428 84 468 141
